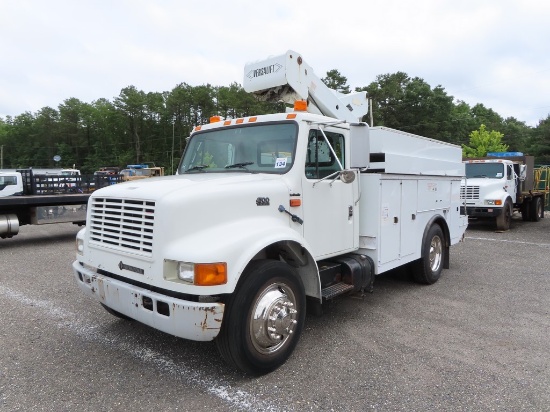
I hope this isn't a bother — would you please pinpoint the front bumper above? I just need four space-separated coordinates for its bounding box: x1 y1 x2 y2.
461 206 503 218
73 261 224 341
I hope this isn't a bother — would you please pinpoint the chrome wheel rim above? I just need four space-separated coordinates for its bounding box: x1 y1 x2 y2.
249 282 298 355
429 235 443 272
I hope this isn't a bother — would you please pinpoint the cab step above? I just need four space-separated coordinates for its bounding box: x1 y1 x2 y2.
321 282 355 299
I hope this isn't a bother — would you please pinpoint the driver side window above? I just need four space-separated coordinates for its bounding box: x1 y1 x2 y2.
305 130 345 179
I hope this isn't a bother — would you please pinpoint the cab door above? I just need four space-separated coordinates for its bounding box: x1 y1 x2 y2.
301 129 358 259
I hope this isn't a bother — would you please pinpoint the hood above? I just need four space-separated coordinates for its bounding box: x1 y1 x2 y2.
89 173 295 248
92 173 288 201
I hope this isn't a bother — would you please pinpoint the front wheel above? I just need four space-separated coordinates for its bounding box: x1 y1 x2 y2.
496 199 513 231
216 260 306 375
412 224 445 285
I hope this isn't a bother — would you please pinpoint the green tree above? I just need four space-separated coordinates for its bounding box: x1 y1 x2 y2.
114 86 147 163
357 72 455 140
321 69 350 94
462 124 508 158
501 117 531 152
527 114 550 163
470 103 503 132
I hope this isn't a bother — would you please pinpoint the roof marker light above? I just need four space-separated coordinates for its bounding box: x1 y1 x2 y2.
210 116 221 123
294 100 307 111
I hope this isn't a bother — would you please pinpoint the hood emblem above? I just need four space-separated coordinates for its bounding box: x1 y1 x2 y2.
119 261 144 275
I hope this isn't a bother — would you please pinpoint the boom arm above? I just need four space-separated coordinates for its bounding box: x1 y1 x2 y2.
243 50 369 123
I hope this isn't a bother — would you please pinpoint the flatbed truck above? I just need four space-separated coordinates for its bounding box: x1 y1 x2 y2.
461 153 546 230
0 169 119 238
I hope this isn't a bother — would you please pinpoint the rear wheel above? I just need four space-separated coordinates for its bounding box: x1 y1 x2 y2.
496 199 512 231
412 224 444 285
216 260 306 375
530 197 543 222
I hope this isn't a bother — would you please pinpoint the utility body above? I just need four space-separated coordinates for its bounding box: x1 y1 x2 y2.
461 153 546 230
73 50 468 375
0 169 115 239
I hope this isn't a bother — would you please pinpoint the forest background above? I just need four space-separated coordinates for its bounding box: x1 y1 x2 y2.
1 69 549 174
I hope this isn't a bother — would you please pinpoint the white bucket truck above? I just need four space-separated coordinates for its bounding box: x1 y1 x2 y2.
73 50 468 375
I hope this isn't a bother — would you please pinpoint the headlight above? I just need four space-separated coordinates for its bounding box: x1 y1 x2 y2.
177 262 195 283
484 200 502 206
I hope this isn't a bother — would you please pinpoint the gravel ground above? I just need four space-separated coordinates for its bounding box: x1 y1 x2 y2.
1 214 548 411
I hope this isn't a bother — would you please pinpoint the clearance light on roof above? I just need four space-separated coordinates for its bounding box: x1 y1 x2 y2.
195 125 202 131
224 120 231 126
210 116 222 123
286 113 297 119
249 117 257 122
294 100 307 111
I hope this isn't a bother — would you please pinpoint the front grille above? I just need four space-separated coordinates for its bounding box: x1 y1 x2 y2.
89 197 155 256
460 186 480 200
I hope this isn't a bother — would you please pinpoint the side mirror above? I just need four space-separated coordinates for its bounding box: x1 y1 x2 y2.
340 170 356 184
519 164 527 181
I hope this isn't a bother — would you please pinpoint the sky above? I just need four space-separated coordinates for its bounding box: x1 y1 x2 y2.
1 0 550 127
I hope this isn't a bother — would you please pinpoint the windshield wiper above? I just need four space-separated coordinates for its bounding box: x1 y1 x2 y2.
471 174 488 178
186 164 209 172
225 162 254 170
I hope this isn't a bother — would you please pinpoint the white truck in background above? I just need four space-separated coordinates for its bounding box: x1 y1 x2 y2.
73 50 468 375
461 153 546 230
0 171 23 197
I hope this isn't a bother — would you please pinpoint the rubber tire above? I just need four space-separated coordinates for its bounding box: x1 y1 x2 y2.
100 303 132 320
495 199 512 231
412 224 445 285
216 260 306 375
530 197 543 222
521 201 531 221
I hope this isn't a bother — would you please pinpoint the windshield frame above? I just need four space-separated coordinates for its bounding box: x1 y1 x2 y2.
178 121 299 175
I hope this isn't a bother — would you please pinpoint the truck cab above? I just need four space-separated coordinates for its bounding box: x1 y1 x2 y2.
0 172 23 197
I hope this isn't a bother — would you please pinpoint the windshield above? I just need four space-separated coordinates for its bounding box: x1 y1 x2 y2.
179 122 298 174
465 163 504 179
0 176 18 190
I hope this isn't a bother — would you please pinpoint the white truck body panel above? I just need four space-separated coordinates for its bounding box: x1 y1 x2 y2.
369 127 465 176
359 173 466 274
